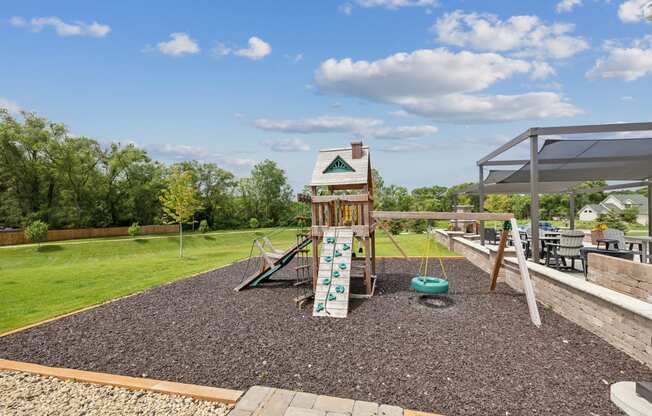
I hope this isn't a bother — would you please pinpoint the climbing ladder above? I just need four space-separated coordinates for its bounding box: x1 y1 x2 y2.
313 227 353 318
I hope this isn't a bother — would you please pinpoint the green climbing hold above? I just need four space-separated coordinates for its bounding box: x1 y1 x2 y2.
342 243 350 251
326 236 336 244
334 250 342 257
332 270 340 278
324 255 333 263
316 303 325 312
328 293 337 301
338 262 347 270
335 285 345 293
323 278 331 285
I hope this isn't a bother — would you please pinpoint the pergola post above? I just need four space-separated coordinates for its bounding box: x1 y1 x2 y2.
648 182 652 260
569 192 576 230
479 165 485 246
530 135 540 263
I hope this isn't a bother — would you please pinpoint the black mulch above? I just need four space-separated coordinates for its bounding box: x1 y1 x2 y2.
1 259 650 415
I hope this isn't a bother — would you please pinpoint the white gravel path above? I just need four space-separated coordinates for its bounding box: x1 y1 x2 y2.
0 370 232 415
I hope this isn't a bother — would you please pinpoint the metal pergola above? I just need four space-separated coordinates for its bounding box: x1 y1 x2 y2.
476 122 652 263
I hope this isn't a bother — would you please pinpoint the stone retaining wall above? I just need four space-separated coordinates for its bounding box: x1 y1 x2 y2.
434 229 652 368
587 253 652 303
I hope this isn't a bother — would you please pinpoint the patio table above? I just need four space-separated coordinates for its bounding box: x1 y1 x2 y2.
624 236 651 263
596 238 620 251
579 247 635 277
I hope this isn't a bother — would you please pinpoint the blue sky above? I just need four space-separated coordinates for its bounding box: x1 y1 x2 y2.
2 0 651 190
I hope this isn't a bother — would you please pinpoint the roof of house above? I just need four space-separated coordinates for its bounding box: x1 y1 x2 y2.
580 204 607 214
310 145 371 187
605 193 648 214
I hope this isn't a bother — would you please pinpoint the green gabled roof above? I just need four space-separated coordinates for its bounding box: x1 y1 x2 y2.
323 155 355 174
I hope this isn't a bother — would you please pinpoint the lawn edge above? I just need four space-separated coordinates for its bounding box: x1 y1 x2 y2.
0 260 244 337
0 256 466 337
0 358 242 404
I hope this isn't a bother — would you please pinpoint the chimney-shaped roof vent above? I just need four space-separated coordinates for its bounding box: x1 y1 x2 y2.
351 141 363 159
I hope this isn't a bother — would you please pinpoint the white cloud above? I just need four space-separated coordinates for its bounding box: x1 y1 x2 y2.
9 16 110 37
146 143 256 167
587 36 652 81
530 61 556 80
618 0 648 22
339 3 354 15
355 0 438 9
255 116 383 134
0 98 21 114
377 140 435 152
316 48 531 99
398 92 582 123
157 33 200 56
213 42 232 57
262 138 311 152
234 36 271 60
255 115 438 140
314 48 582 123
433 11 589 59
556 0 583 13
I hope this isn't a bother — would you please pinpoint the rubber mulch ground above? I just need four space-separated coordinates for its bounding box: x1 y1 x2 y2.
1 258 650 415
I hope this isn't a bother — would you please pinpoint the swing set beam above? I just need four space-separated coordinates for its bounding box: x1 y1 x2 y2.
372 211 541 327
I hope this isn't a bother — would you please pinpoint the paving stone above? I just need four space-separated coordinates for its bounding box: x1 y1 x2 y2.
255 388 296 416
236 386 275 412
230 410 254 416
352 401 379 416
313 395 355 413
285 407 326 416
290 392 318 409
378 404 403 416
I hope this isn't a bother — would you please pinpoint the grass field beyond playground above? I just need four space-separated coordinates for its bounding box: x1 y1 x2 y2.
0 228 453 333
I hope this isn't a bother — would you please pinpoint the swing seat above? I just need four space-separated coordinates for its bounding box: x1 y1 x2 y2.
411 276 449 294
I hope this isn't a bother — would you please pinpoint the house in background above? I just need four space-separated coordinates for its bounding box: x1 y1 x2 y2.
578 193 649 225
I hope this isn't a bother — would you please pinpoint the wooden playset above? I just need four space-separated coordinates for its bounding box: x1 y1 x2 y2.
235 142 541 326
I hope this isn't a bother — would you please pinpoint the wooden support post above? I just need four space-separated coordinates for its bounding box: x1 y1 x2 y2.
490 230 509 291
510 218 541 327
363 238 372 294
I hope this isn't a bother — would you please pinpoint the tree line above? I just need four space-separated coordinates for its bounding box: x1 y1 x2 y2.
0 111 295 230
1 111 644 232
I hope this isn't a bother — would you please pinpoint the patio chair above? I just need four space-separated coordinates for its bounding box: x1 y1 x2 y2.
601 228 626 250
545 230 585 271
483 228 498 244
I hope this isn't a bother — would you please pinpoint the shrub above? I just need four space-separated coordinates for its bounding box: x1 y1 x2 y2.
25 220 48 249
597 211 627 232
249 218 259 229
198 219 209 233
388 219 403 235
128 222 141 238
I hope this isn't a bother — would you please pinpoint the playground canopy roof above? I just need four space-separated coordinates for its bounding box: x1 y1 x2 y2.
500 138 652 183
310 145 371 188
461 170 581 195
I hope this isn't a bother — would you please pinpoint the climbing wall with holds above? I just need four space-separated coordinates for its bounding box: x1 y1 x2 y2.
313 228 353 318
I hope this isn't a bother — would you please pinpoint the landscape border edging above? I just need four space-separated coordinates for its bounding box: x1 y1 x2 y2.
0 358 243 404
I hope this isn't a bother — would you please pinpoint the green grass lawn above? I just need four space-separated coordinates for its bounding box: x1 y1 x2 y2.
0 228 453 333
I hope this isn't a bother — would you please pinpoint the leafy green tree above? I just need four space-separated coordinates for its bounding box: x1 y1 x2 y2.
621 206 639 224
128 222 141 238
160 168 202 258
198 219 209 233
597 211 627 232
24 220 48 249
239 160 293 227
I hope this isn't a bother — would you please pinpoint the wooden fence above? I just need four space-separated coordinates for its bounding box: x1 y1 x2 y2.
0 224 179 247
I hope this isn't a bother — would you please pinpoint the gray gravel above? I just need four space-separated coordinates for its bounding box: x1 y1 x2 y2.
1 258 650 415
0 370 231 415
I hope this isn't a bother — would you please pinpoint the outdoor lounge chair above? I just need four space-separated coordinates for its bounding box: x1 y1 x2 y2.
484 228 498 244
601 228 626 250
545 230 585 271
